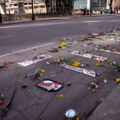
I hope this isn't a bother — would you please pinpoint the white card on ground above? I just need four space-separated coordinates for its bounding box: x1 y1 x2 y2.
18 54 52 67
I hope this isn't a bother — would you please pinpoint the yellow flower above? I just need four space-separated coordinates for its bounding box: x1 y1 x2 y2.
96 63 100 67
41 69 45 73
61 42 67 48
116 78 120 83
57 94 64 97
40 73 43 76
76 117 80 120
72 61 80 67
109 62 113 66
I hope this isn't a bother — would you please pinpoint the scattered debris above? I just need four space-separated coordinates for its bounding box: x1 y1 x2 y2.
0 61 14 70
21 83 28 89
89 79 99 92
114 61 120 72
103 79 107 84
48 48 59 53
82 37 92 42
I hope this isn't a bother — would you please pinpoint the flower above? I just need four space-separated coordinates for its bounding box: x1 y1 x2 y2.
108 61 113 66
72 61 80 67
41 69 45 73
9 61 14 64
57 94 64 97
116 78 120 83
98 56 102 63
3 64 8 68
92 89 96 92
61 42 67 48
40 73 43 76
76 117 80 120
66 83 72 87
21 83 28 88
96 63 100 67
0 99 3 105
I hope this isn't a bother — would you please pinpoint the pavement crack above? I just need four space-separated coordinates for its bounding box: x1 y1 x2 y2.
34 93 56 120
85 100 102 120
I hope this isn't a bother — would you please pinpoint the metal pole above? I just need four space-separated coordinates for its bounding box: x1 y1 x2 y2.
110 0 113 14
4 0 6 15
32 0 35 20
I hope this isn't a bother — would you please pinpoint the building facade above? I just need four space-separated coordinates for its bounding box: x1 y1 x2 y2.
45 0 74 14
0 0 46 14
73 0 110 10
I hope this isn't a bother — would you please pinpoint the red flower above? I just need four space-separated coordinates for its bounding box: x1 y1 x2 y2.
0 99 3 105
10 61 14 64
3 64 8 68
66 83 72 87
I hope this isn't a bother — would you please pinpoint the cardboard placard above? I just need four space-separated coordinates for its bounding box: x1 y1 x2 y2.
71 51 107 61
60 64 100 77
18 54 52 67
36 79 63 92
95 48 120 55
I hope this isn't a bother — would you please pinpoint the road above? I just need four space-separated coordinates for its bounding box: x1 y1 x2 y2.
0 15 120 120
0 15 120 56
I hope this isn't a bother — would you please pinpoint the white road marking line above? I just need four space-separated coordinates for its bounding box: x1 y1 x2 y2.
0 42 54 58
0 20 120 29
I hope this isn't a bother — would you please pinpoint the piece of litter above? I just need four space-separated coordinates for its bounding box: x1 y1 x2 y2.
65 109 77 119
21 84 28 88
104 79 107 83
46 62 50 65
51 74 56 78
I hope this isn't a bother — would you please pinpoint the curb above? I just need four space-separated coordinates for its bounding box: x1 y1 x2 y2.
0 16 77 26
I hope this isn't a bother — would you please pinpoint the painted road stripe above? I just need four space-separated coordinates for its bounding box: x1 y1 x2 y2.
0 42 54 58
18 54 52 67
60 64 100 77
71 51 107 61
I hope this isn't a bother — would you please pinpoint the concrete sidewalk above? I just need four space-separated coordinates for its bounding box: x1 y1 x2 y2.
88 84 120 120
0 16 78 26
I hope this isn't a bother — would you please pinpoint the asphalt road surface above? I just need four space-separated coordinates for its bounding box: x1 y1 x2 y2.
0 15 120 120
0 15 120 56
